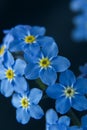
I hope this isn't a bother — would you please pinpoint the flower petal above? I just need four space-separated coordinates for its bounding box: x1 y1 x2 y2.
0 64 6 80
11 93 21 108
24 43 40 56
46 83 63 99
14 59 26 75
58 116 70 126
9 40 24 52
59 70 76 86
4 51 14 68
30 26 46 36
29 88 43 104
46 109 58 124
55 97 71 114
12 25 31 38
14 77 28 93
3 33 14 49
51 56 70 72
49 125 58 130
74 78 87 94
1 79 14 97
72 95 87 111
30 104 44 119
25 63 39 79
50 125 67 130
16 108 30 124
39 36 58 57
39 68 57 85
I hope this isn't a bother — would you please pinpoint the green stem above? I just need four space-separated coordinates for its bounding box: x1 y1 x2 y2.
67 109 81 126
35 78 47 91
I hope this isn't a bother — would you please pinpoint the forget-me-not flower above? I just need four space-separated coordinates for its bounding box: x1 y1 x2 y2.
3 25 46 54
46 70 87 114
11 88 44 124
0 51 27 97
25 38 70 85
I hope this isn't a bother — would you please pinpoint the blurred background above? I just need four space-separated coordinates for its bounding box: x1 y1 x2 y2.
0 0 87 130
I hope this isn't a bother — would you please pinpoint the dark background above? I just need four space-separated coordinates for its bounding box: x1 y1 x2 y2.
0 0 87 130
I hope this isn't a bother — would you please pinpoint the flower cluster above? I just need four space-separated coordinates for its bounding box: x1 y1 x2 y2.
0 25 87 130
70 0 87 41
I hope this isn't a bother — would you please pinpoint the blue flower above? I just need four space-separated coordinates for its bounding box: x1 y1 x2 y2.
3 25 46 53
46 108 70 130
25 38 70 85
72 14 87 41
0 51 27 97
70 0 87 12
46 70 87 114
11 88 44 124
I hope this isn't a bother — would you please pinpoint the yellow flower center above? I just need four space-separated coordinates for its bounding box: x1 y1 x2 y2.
64 87 75 97
6 69 14 80
0 46 5 56
21 97 29 108
39 58 50 68
24 35 36 44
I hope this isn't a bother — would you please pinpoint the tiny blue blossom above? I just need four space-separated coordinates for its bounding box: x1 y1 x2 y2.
25 38 70 85
46 108 70 130
3 25 46 54
11 88 44 124
46 70 87 114
0 51 27 97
